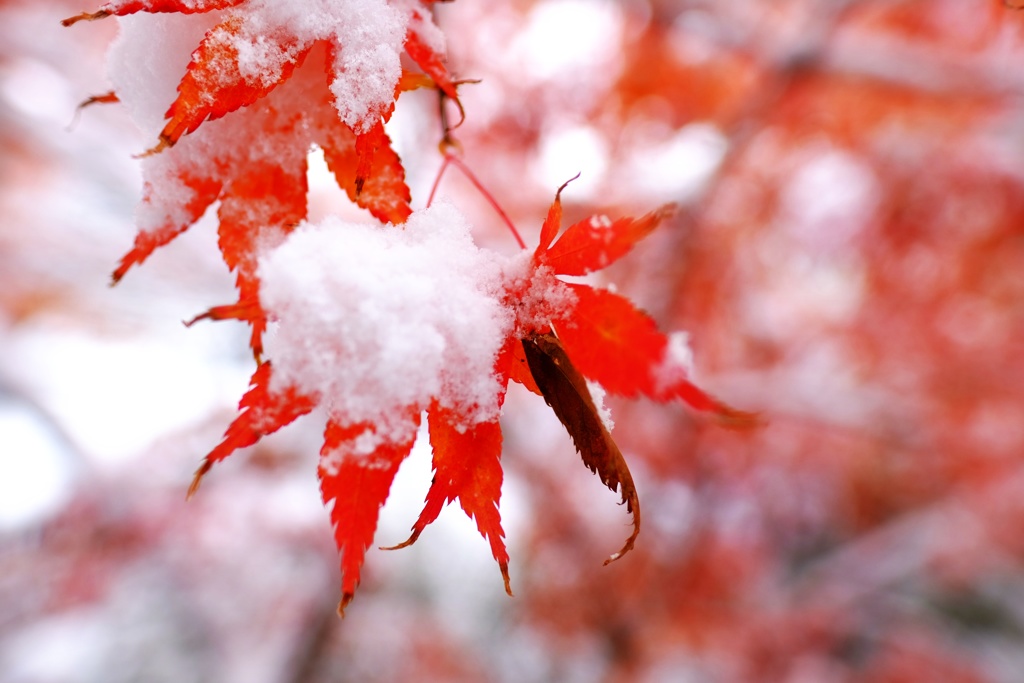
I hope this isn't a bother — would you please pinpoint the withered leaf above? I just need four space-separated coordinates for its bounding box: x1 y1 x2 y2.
522 332 640 564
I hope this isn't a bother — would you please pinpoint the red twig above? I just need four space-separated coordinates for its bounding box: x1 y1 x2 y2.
431 82 526 249
434 153 526 250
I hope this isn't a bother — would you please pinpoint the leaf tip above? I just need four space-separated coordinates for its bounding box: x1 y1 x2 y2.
337 593 354 618
602 526 639 566
111 255 135 285
136 136 171 159
380 528 421 551
61 10 110 27
654 202 678 221
186 461 211 500
715 405 764 430
500 561 513 597
556 172 581 198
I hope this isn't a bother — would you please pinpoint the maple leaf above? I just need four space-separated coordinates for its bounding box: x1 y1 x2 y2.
188 361 317 498
61 0 245 27
152 14 312 154
529 186 754 419
168 191 751 611
522 332 640 564
64 0 462 150
384 186 752 579
106 47 414 356
388 403 511 596
320 414 420 615
68 2 458 356
495 183 757 563
208 202 515 611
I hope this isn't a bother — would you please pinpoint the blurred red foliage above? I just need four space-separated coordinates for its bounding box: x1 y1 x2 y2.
4 1 1024 681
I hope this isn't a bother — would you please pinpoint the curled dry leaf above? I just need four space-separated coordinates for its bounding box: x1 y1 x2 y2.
522 332 640 564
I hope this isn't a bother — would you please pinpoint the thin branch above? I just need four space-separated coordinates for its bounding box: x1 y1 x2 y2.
446 155 527 249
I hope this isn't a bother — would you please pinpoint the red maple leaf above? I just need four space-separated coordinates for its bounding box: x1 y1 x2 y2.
188 361 317 498
176 183 752 613
66 0 460 357
319 414 421 614
113 50 412 357
387 402 511 595
497 182 755 563
62 0 246 26
515 179 749 416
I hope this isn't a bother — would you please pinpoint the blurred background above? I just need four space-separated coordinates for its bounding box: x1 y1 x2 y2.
4 0 1024 681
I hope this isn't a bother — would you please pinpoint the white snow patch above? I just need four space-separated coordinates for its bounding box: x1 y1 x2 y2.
108 11 219 138
586 380 615 432
322 0 407 130
502 253 578 333
653 330 697 392
229 19 308 89
259 201 512 445
135 154 210 234
109 0 428 137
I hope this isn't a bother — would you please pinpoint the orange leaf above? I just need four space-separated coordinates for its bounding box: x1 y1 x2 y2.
396 71 435 94
74 90 118 112
216 158 308 273
554 283 667 398
215 156 307 356
112 173 222 283
507 338 542 395
185 294 261 328
404 24 459 102
189 362 317 497
351 120 391 198
391 407 512 595
490 333 539 395
320 416 420 615
185 287 267 360
156 16 312 150
62 0 243 26
321 118 411 225
522 332 640 564
534 175 578 258
556 284 757 421
542 204 675 276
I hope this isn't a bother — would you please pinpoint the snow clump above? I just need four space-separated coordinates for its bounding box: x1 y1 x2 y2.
259 201 513 446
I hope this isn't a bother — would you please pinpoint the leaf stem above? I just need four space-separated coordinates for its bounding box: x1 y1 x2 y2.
446 154 527 250
432 86 526 249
